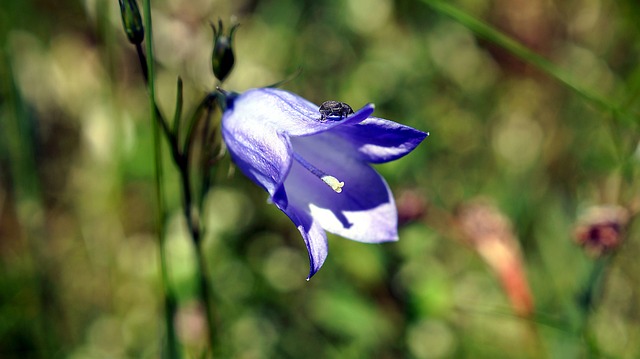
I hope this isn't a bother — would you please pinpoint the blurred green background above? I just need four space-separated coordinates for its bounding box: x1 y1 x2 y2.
2 0 640 358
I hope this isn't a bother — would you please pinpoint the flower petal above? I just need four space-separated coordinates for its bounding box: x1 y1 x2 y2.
221 122 291 208
227 88 374 137
221 86 428 278
336 117 429 163
286 135 398 242
282 203 329 279
222 88 377 207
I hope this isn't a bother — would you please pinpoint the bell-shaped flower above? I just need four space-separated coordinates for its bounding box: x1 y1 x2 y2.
221 88 428 278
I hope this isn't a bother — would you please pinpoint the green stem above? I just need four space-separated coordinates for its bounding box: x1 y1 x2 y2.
142 1 180 357
196 241 218 356
135 3 217 354
178 155 218 356
178 93 219 355
577 256 609 320
576 256 609 357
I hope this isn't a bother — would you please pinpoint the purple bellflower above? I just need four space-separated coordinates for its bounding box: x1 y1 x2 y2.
221 88 428 279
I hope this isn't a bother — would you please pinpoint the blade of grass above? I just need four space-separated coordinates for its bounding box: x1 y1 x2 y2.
142 1 180 357
421 0 637 125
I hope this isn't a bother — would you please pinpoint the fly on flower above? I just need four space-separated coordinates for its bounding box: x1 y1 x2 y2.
318 100 354 122
220 88 428 279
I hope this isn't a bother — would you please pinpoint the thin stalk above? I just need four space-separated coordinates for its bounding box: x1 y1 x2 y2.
576 256 610 357
178 93 219 355
577 256 609 323
135 3 217 354
178 155 218 355
136 42 149 83
136 6 217 355
141 1 180 357
196 239 218 356
173 77 184 137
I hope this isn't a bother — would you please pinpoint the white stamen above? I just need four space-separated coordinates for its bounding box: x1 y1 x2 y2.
292 152 345 194
321 175 344 193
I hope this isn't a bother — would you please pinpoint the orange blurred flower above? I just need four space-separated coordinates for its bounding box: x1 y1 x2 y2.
456 200 534 317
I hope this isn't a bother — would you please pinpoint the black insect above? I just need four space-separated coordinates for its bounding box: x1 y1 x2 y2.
318 100 354 121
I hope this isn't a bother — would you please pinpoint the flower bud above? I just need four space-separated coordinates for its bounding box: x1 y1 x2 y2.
211 20 238 83
118 0 144 45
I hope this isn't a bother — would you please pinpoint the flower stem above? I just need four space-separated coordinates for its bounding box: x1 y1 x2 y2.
141 0 180 357
194 225 218 355
178 158 218 356
135 3 218 354
577 255 610 352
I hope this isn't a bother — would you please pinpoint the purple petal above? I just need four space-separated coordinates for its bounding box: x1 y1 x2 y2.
227 88 374 137
222 88 376 208
282 204 328 279
221 122 291 208
286 135 399 242
221 86 429 278
335 117 429 163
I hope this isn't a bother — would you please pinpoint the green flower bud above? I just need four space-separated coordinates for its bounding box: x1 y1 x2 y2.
211 20 238 83
118 0 144 45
